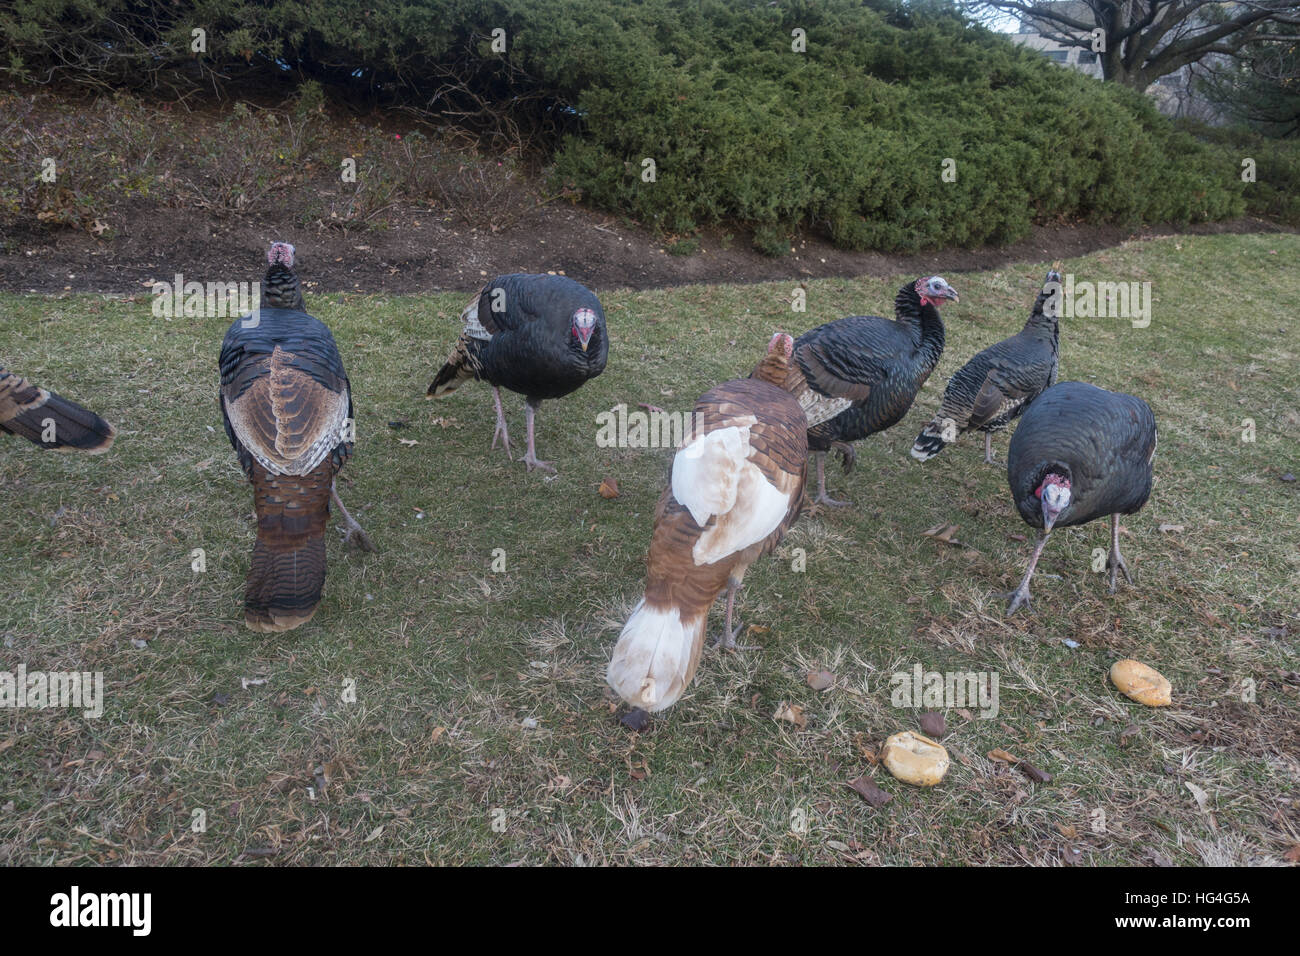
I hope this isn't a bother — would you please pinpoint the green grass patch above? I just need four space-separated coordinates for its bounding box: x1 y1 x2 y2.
0 233 1296 864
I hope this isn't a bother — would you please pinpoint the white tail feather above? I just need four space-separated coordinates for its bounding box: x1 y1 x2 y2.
607 600 706 712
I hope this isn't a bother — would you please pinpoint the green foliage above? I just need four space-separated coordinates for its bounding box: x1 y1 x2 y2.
1181 120 1300 225
0 0 1278 249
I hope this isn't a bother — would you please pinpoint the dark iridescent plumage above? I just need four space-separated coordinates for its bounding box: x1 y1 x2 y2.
1001 381 1157 614
428 273 609 472
912 268 1061 464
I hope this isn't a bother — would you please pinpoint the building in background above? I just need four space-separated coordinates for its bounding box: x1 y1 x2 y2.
1006 1 1224 121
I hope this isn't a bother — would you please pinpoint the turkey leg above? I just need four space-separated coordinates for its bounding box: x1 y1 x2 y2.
1004 529 1050 615
521 400 556 474
713 580 758 651
1106 513 1133 593
813 451 851 508
491 387 512 459
331 482 376 552
983 432 995 466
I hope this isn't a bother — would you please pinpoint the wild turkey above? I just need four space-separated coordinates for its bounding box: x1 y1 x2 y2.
219 243 374 633
1002 381 1157 615
427 273 608 473
912 266 1061 465
780 276 958 505
606 333 808 714
0 366 115 453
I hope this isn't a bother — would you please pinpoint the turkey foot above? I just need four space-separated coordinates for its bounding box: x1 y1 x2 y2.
1003 529 1050 615
831 440 856 474
522 401 556 474
1000 584 1034 616
812 451 851 508
982 432 996 466
490 387 512 459
331 484 376 553
1106 514 1132 593
638 402 667 415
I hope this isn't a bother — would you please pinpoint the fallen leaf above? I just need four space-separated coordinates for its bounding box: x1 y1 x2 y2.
598 477 620 498
1018 761 1052 784
805 669 835 691
773 701 807 730
397 438 419 446
1185 781 1211 814
1158 524 1184 533
919 711 946 738
1283 845 1300 863
364 825 384 842
988 748 1019 764
846 776 892 808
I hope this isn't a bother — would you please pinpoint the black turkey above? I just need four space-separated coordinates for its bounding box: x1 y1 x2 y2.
912 266 1061 465
427 273 608 473
220 243 374 633
1003 381 1157 615
779 276 958 505
0 365 116 453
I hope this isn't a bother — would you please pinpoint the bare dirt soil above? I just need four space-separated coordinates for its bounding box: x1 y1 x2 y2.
0 197 1290 297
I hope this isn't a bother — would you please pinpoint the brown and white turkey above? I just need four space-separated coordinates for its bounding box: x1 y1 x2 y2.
912 266 1061 465
606 333 808 715
1002 381 1157 615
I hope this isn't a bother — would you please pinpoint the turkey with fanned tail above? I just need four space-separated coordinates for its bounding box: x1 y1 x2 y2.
427 273 608 474
607 333 807 716
219 243 374 634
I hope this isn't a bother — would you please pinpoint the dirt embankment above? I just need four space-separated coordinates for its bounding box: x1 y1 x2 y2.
0 199 1289 297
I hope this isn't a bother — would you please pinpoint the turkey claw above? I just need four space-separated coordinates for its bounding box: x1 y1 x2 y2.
1107 551 1133 593
522 453 556 474
1001 587 1034 616
339 524 377 553
491 424 512 458
712 622 757 652
813 491 851 508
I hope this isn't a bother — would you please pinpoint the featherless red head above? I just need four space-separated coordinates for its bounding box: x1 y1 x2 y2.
267 242 296 268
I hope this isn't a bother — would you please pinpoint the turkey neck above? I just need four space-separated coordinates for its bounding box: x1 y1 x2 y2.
1022 290 1059 344
894 287 945 370
263 265 304 311
751 353 791 387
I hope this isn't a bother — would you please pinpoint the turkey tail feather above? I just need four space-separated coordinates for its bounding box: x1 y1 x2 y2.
427 355 473 397
607 599 707 712
243 460 332 633
910 417 950 461
0 376 116 454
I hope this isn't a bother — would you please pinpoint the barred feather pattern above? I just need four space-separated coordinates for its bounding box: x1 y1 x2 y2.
912 270 1060 461
0 365 116 453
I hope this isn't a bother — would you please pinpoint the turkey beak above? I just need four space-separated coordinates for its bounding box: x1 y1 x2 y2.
577 326 593 351
943 288 959 303
1041 504 1060 533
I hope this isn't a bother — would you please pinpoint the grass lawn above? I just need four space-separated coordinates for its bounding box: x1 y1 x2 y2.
0 233 1296 865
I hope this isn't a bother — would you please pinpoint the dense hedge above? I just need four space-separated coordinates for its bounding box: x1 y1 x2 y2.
0 0 1263 251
